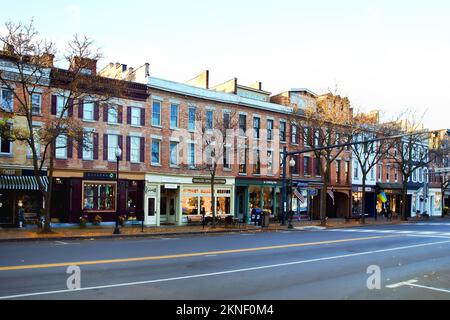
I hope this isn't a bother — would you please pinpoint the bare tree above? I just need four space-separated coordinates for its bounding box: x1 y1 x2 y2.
350 111 390 223
385 109 437 220
0 19 121 232
193 108 238 228
292 91 353 226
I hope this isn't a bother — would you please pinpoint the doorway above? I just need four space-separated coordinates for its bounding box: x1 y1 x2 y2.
160 186 178 225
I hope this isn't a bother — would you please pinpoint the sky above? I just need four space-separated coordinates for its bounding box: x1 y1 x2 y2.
1 0 449 129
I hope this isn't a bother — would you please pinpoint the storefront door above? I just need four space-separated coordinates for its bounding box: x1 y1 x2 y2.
160 197 167 224
0 191 14 225
168 196 177 224
147 197 156 225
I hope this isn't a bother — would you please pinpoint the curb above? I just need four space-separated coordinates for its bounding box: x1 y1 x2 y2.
0 227 280 243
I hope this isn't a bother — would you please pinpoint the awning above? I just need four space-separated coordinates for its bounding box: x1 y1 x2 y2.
0 175 49 191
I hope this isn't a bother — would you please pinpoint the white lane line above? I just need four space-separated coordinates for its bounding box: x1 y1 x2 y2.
240 234 256 236
55 241 80 245
386 280 450 294
1 239 450 300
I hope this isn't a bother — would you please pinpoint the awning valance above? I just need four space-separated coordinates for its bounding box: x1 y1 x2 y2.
0 175 49 191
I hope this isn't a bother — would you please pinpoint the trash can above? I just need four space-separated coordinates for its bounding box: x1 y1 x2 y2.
262 210 271 228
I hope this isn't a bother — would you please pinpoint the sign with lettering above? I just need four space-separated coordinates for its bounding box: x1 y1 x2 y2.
84 172 117 180
192 178 227 185
0 168 22 176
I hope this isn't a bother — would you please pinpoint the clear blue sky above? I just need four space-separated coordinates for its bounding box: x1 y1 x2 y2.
2 0 449 129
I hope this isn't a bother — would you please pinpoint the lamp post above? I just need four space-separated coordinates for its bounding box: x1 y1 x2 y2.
288 158 296 229
113 147 122 235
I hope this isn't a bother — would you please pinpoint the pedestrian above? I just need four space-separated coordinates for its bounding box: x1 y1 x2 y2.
17 207 25 228
387 206 392 221
201 207 206 229
381 205 386 220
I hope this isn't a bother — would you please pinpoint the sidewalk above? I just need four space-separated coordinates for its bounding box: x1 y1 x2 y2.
0 217 423 242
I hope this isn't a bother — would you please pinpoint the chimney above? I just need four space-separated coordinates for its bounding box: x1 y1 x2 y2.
70 56 98 75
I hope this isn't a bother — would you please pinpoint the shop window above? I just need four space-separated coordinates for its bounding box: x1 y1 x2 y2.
263 187 274 215
83 182 116 211
127 188 138 215
249 186 261 210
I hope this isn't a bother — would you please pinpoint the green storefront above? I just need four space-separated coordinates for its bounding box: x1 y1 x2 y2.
235 178 282 223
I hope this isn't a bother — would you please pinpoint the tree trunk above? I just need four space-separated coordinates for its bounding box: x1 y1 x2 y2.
211 172 216 229
401 182 408 221
361 174 367 224
42 151 54 233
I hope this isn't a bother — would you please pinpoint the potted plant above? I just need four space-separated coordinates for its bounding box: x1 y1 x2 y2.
119 215 127 227
79 214 88 228
93 215 102 226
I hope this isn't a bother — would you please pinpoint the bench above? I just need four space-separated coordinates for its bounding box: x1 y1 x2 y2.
187 215 204 225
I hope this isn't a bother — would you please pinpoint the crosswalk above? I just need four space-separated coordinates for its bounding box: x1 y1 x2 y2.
327 228 450 238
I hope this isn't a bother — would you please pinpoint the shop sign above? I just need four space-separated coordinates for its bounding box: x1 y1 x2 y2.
308 189 318 196
164 184 178 190
84 172 117 180
145 184 158 194
263 181 278 186
192 178 227 185
0 168 22 176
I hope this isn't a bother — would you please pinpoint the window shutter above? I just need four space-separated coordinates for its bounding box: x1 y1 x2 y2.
118 105 123 123
126 136 131 162
77 140 83 159
78 99 84 119
299 156 304 175
93 133 99 160
140 137 145 163
68 99 74 117
94 102 100 121
103 104 108 122
103 134 108 160
140 108 145 126
127 107 132 125
118 135 123 161
67 137 73 158
51 95 57 115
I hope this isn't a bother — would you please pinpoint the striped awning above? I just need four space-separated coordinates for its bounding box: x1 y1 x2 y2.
0 175 49 191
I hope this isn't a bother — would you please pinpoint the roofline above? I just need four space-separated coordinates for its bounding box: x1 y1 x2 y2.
148 76 293 115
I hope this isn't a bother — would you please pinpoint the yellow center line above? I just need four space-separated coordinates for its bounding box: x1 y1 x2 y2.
0 235 397 271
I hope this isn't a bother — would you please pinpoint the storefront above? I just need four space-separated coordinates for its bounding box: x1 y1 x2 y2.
0 167 48 227
235 178 281 223
51 171 144 223
144 174 235 227
351 186 376 217
376 183 402 218
292 180 322 220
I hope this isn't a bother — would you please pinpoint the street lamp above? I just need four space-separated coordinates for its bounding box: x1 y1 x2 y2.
288 158 296 229
113 147 122 235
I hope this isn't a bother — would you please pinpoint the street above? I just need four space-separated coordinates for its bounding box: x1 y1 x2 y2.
1 222 450 300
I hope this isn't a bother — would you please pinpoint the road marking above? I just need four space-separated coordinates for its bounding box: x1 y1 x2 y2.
329 228 450 238
1 239 450 300
0 235 395 272
55 241 69 245
386 280 450 294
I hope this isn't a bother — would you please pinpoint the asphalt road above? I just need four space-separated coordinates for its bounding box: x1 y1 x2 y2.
1 222 450 300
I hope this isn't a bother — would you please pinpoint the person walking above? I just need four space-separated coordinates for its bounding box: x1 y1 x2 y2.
17 207 25 228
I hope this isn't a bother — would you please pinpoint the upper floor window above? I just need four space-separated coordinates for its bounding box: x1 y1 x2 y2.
223 145 231 169
304 127 310 146
206 110 214 130
267 150 274 175
239 114 247 136
151 139 161 165
56 96 68 118
253 117 260 139
378 164 383 182
280 121 286 143
130 107 141 126
253 149 261 174
83 132 94 160
27 127 41 159
354 161 359 179
83 102 94 121
152 101 161 126
188 107 196 131
55 134 68 159
188 143 196 168
267 119 273 141
345 161 350 183
314 129 320 147
0 88 13 112
107 135 119 162
31 93 42 115
170 104 179 129
238 147 247 174
303 156 311 176
291 124 298 145
336 160 341 183
0 136 12 155
130 136 141 163
170 142 179 167
386 165 391 181
108 106 118 124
